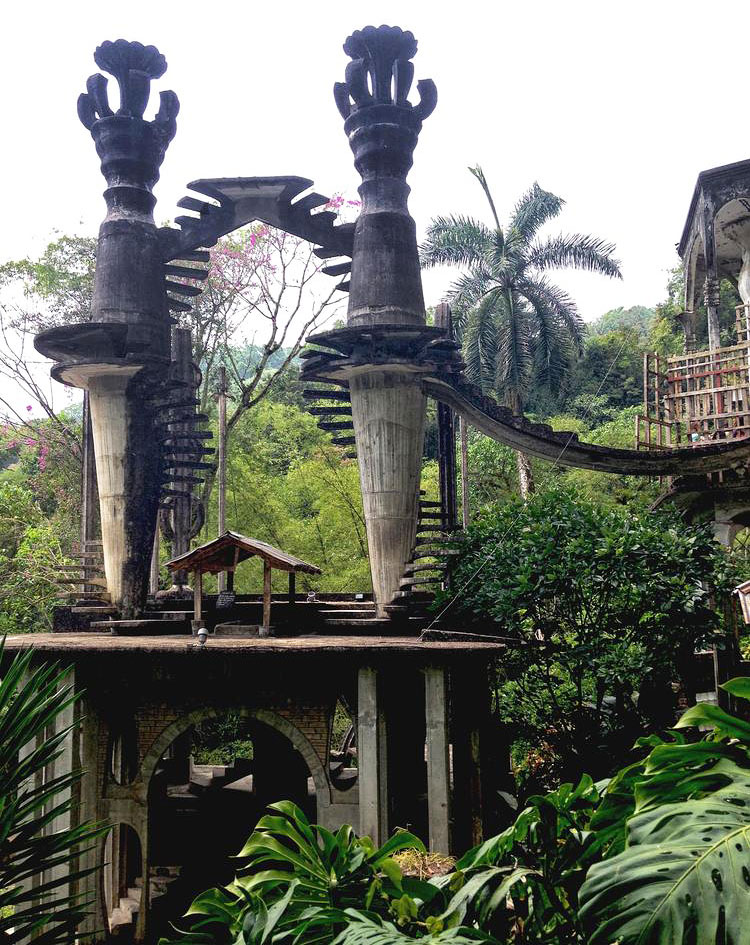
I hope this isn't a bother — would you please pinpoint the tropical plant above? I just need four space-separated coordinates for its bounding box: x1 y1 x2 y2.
440 775 601 943
579 677 750 944
435 486 739 787
0 639 105 942
419 166 621 493
160 800 465 944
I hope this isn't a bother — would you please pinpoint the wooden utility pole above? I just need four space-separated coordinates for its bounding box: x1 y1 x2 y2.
217 365 228 592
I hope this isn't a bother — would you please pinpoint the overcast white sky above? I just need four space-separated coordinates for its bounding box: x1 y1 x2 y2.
2 0 749 327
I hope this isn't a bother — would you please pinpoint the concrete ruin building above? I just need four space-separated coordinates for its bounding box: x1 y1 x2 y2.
10 25 750 944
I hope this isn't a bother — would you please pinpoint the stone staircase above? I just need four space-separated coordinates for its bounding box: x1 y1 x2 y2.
302 386 357 459
318 599 391 633
57 540 110 606
108 866 182 937
389 499 459 618
108 884 141 935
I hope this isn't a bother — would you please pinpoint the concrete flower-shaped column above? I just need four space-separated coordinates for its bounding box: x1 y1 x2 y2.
333 26 437 614
35 40 179 616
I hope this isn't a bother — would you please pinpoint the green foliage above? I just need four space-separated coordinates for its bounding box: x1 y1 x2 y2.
0 482 74 633
0 234 96 328
448 775 600 942
421 169 621 414
0 640 106 941
579 679 750 945
160 800 457 944
436 487 737 785
192 712 254 765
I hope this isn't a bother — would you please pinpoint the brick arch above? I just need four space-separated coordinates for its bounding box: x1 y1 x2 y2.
136 706 331 806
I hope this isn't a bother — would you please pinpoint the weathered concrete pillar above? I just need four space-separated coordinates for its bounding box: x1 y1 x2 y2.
76 693 106 941
334 26 437 613
87 368 161 614
357 666 388 843
349 371 426 613
424 665 451 852
34 40 178 618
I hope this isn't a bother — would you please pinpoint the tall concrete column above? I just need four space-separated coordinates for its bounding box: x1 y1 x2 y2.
424 665 451 852
357 666 388 843
334 26 437 613
349 371 426 613
34 40 179 617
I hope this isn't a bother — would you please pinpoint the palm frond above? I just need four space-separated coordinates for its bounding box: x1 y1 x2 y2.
494 292 533 411
519 276 585 355
447 267 495 311
468 165 502 231
527 233 622 279
0 641 107 944
463 294 501 393
510 183 564 240
419 215 492 270
529 303 576 395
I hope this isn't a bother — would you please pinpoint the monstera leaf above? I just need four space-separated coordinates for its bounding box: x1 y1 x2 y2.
580 734 750 943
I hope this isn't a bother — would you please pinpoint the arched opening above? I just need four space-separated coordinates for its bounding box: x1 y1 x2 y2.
102 822 143 939
145 708 321 940
329 697 358 791
109 716 139 785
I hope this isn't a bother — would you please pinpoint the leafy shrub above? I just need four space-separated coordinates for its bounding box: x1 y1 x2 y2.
436 486 739 785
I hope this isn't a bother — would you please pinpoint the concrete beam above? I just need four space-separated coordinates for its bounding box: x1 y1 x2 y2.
357 666 388 843
424 665 451 853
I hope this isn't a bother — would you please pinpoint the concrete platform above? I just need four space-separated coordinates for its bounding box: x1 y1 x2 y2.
3 632 504 656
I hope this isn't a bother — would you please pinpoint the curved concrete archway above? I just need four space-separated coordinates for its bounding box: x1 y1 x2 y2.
137 705 331 807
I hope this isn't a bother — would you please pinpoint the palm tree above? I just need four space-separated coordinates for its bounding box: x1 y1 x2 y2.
420 166 622 495
0 640 106 942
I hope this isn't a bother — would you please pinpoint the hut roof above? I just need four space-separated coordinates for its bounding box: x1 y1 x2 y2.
165 531 322 575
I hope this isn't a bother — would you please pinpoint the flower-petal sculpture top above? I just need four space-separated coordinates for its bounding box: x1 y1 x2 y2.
334 26 437 329
77 39 179 203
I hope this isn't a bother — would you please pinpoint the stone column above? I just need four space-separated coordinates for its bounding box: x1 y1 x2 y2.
35 40 179 618
357 666 388 843
334 26 437 613
349 372 426 613
424 665 451 852
451 665 487 850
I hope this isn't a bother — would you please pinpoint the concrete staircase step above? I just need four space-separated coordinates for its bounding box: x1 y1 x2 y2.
400 576 442 588
91 619 190 635
318 609 377 617
323 617 392 627
70 605 117 615
317 600 374 609
404 562 447 575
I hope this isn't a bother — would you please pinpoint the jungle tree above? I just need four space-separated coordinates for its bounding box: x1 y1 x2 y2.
419 167 621 494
